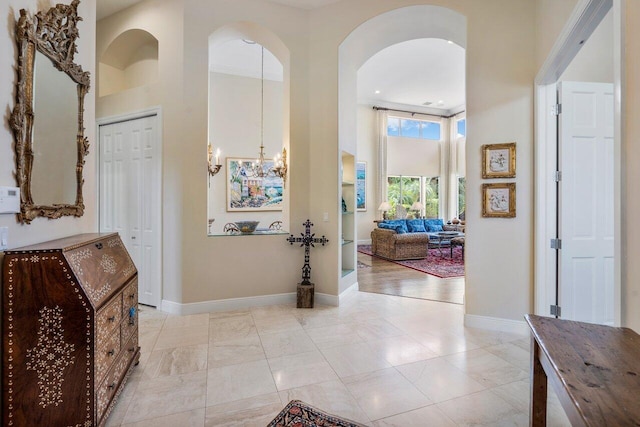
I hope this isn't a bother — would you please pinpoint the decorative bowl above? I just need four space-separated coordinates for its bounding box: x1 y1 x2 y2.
234 220 260 234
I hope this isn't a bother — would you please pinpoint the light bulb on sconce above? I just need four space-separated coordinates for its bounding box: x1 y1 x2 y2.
208 143 222 177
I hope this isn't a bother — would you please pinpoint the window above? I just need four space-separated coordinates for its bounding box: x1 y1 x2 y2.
387 117 400 136
387 116 441 140
387 175 440 218
456 118 466 137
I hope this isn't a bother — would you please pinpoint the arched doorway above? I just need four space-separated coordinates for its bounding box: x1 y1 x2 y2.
338 6 468 303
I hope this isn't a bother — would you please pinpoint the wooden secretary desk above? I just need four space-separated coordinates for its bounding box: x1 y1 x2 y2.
2 233 140 426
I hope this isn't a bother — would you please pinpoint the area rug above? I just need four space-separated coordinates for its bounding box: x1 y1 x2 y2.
358 244 464 278
267 400 366 427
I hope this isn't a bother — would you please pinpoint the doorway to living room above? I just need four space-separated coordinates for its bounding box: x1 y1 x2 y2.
338 5 467 304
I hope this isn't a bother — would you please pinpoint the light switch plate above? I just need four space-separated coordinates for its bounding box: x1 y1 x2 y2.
0 227 8 251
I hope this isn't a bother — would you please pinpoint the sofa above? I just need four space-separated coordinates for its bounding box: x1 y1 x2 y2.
370 218 464 261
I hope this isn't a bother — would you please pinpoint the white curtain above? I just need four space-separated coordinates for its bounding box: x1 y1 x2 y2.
376 109 388 207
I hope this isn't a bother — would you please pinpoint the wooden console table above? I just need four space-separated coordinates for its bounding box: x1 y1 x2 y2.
525 314 640 426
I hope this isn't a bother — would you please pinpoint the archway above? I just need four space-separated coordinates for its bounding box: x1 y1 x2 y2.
338 5 467 299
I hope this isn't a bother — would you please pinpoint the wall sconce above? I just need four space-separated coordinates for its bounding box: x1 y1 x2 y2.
273 147 288 187
208 143 222 176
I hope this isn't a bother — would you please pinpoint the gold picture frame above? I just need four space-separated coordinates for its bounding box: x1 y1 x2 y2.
482 142 516 178
482 183 516 218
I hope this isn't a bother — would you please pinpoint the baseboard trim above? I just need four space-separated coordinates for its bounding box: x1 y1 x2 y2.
464 314 529 335
160 290 342 315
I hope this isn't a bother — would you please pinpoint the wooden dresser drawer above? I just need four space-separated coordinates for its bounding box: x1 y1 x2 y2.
122 278 138 315
96 331 121 382
97 333 139 423
121 307 138 344
97 297 123 347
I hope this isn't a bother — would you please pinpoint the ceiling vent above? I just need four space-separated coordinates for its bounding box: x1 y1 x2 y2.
422 101 433 106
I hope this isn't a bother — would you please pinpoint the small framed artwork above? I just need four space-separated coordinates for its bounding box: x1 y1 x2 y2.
482 183 516 218
482 142 516 178
226 158 283 211
356 161 366 211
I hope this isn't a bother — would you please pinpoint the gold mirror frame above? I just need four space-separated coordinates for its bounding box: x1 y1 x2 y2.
10 0 90 224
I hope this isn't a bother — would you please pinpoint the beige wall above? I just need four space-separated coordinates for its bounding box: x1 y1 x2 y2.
94 0 538 322
0 0 96 248
622 1 640 331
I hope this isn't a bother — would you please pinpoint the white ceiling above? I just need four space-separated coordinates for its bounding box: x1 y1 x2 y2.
97 2 466 114
358 38 466 115
210 40 284 82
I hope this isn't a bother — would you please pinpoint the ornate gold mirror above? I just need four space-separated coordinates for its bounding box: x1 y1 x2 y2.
10 0 90 224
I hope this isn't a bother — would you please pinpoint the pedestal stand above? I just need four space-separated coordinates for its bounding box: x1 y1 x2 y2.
287 219 328 309
296 283 314 308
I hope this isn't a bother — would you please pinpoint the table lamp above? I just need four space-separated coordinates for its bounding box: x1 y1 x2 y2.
378 201 391 220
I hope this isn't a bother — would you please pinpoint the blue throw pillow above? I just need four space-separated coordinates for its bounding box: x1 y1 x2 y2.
378 222 397 232
424 218 444 232
386 219 408 234
407 219 426 233
378 222 405 234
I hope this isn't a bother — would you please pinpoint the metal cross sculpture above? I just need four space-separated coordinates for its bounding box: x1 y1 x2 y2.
287 219 329 285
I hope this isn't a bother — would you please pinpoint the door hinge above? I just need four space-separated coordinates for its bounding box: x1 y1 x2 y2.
551 104 562 115
550 238 562 250
550 305 562 317
554 171 562 182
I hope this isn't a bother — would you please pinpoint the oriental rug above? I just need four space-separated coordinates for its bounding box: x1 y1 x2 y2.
357 244 464 278
267 400 366 427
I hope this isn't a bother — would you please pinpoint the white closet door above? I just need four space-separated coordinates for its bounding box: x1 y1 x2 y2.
559 81 614 325
99 115 161 307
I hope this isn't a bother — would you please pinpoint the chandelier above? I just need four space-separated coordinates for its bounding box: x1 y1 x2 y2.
249 45 288 185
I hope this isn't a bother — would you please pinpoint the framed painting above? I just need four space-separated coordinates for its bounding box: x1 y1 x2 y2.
482 142 516 178
482 182 516 218
226 158 283 211
356 161 366 211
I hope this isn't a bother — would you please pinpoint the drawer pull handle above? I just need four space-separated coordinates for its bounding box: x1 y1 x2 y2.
129 319 135 326
128 347 135 352
107 349 115 357
129 293 135 299
95 243 103 250
108 316 116 322
108 382 116 390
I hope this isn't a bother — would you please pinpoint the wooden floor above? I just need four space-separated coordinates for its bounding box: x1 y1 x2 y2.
357 252 465 305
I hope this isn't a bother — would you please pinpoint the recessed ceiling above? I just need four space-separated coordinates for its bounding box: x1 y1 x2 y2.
209 40 284 82
358 38 466 115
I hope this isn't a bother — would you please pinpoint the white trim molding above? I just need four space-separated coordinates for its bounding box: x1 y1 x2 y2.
159 290 342 315
464 314 530 336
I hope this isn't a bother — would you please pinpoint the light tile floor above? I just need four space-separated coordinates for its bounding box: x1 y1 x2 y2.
106 291 571 427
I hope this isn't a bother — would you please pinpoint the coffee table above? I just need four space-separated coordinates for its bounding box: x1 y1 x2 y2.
433 231 464 257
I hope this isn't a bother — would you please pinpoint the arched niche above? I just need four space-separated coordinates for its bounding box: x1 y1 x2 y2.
99 29 159 97
207 23 291 236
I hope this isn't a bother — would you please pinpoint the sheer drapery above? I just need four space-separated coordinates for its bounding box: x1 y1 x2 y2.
376 109 388 208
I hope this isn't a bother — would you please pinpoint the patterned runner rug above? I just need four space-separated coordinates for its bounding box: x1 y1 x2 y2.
358 244 464 278
268 400 366 427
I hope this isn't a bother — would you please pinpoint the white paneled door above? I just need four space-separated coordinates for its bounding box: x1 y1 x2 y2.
558 81 614 325
99 114 161 307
